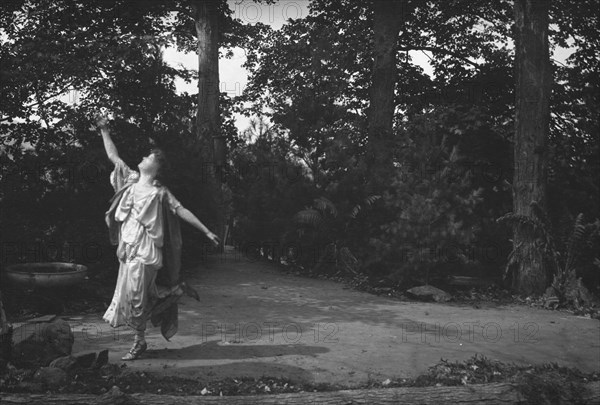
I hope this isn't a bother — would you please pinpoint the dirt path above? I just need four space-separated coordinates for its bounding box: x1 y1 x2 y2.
67 247 599 387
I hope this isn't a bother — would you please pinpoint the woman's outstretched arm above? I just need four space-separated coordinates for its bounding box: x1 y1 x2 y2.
96 115 122 166
176 207 221 247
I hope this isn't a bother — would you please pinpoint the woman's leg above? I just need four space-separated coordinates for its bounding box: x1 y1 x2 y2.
133 323 146 344
121 260 159 360
127 260 159 325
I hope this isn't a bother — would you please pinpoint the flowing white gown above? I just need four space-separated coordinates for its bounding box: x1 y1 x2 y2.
103 161 182 332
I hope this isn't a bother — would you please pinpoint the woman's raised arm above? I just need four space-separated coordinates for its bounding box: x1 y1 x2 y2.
96 115 122 166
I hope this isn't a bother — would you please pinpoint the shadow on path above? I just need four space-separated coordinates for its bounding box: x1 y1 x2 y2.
144 340 329 361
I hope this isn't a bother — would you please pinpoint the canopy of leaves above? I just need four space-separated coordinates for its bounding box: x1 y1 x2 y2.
0 0 242 266
1 0 597 292
231 0 598 288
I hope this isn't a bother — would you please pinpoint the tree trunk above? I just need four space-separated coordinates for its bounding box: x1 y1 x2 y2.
192 0 225 250
511 0 552 295
367 0 404 174
193 0 221 160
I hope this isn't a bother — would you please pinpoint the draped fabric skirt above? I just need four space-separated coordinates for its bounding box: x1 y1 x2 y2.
103 258 184 333
103 259 160 331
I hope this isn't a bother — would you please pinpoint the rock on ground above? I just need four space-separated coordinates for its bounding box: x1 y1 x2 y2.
49 355 78 371
33 366 67 386
405 285 452 302
12 318 74 368
49 349 110 371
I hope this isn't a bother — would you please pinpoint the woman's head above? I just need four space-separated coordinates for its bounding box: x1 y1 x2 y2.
138 148 169 183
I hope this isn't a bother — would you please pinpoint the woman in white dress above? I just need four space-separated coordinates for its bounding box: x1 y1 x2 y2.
96 115 220 360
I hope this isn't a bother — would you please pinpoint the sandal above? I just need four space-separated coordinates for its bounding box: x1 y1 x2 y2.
121 340 147 361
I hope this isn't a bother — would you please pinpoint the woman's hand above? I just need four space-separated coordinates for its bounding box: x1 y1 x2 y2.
95 114 109 129
96 111 121 165
95 108 110 128
206 232 221 247
175 207 221 247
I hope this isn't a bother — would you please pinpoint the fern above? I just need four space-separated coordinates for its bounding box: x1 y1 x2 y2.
294 209 323 226
497 212 544 233
497 201 554 244
350 195 381 219
564 213 585 272
588 221 600 250
339 246 359 274
313 197 338 218
498 202 600 303
547 213 600 305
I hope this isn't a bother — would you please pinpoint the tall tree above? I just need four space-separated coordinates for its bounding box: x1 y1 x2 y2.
367 0 405 176
191 0 226 249
192 0 222 161
510 0 552 294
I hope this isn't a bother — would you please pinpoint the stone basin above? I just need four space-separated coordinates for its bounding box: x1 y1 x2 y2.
5 263 88 289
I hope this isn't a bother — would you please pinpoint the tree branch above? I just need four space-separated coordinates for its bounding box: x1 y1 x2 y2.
398 46 481 69
1 80 77 123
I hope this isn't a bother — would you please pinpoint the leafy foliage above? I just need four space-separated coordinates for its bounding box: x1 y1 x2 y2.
229 0 597 294
0 0 233 268
498 205 600 302
369 112 486 284
290 194 381 274
227 121 315 263
0 0 597 297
